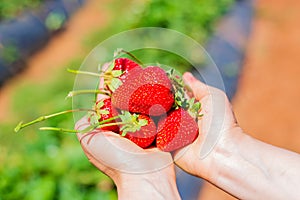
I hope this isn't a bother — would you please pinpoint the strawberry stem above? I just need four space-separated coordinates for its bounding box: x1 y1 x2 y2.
66 89 110 98
39 127 80 133
67 68 103 77
14 109 95 133
38 121 126 134
97 116 120 125
119 49 144 66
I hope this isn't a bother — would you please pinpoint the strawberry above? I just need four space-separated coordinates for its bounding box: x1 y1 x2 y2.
156 107 199 152
88 98 120 133
111 66 175 116
123 114 156 148
113 58 142 82
118 111 156 148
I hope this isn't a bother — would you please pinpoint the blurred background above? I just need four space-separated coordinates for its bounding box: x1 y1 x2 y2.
0 0 299 199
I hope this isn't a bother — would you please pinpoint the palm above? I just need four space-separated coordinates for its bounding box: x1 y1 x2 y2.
76 116 173 176
173 72 237 178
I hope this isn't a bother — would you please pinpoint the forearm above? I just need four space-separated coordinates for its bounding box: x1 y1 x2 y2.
115 170 181 200
209 129 300 199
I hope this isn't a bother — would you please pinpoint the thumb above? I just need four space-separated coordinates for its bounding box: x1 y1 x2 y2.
183 72 209 100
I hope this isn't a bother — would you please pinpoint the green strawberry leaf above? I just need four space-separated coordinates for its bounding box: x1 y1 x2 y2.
111 70 123 77
95 101 104 110
167 68 189 109
106 60 115 72
98 109 110 115
118 111 132 122
88 112 100 126
187 98 202 119
138 119 148 127
166 68 203 118
107 78 123 92
119 111 149 136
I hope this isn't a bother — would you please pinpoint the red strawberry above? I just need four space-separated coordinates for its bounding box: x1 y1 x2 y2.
113 58 142 82
121 114 156 148
111 66 174 116
156 108 199 152
89 98 120 133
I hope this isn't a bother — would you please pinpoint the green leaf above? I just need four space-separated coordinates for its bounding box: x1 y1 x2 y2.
88 112 100 126
187 98 202 119
109 78 123 92
106 60 115 72
118 111 148 136
95 101 104 110
99 110 110 115
111 70 123 77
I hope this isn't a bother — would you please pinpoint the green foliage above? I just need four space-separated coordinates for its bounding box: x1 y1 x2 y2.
87 0 234 72
0 66 117 199
0 0 43 20
132 0 234 42
130 0 234 69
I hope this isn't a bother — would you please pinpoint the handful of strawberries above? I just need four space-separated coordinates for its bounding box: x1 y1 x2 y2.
15 50 202 152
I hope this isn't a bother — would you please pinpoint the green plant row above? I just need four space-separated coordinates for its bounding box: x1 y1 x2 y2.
0 0 43 20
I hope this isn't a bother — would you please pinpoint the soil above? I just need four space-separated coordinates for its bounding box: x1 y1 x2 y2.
0 0 110 122
198 0 300 199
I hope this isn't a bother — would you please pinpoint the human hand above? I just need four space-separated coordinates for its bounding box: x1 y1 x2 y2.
173 72 243 182
174 73 300 200
75 113 181 200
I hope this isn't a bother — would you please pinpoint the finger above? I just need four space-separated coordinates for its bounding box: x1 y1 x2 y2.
183 72 209 100
75 116 90 131
74 115 143 154
74 116 91 140
97 62 111 101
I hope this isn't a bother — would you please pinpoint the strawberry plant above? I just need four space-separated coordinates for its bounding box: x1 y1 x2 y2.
15 50 202 152
0 0 43 20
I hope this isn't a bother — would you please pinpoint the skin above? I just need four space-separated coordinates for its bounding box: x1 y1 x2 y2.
76 118 181 200
76 72 300 199
174 72 300 199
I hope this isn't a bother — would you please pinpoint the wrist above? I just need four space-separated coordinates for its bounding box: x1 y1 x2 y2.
114 165 181 200
206 126 246 184
187 126 245 182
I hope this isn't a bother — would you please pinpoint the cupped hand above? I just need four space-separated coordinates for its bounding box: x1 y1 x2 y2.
75 117 173 178
173 72 242 181
75 117 181 199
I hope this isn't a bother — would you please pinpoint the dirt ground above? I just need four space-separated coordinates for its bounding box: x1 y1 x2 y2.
0 0 110 121
198 0 300 199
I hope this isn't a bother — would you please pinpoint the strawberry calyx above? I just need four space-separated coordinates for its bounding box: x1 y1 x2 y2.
88 98 120 133
85 110 149 136
166 68 188 108
166 68 202 119
186 98 202 119
118 111 148 136
87 101 108 126
101 60 124 92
